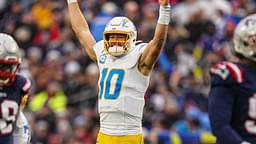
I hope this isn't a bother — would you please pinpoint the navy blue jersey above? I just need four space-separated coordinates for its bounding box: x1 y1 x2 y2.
0 75 30 144
208 61 256 144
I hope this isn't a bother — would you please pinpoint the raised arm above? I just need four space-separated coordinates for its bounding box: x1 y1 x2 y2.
67 0 97 62
138 0 170 75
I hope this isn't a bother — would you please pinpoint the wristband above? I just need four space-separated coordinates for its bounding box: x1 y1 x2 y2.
157 5 171 25
67 0 77 4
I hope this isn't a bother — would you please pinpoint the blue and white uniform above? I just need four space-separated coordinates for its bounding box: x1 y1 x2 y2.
94 41 150 135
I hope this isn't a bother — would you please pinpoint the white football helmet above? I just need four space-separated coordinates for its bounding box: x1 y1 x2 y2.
233 14 256 62
103 16 137 56
0 33 21 85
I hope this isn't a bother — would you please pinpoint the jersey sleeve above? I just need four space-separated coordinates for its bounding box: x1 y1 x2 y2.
17 75 31 96
210 61 244 86
15 75 31 109
93 40 105 61
135 42 147 54
22 79 31 95
208 62 244 144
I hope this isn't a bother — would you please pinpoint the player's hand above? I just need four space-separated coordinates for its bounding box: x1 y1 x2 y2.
159 0 170 6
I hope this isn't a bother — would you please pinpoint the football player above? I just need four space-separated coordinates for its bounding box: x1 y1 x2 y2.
208 14 256 144
67 0 170 143
12 110 31 144
0 33 31 144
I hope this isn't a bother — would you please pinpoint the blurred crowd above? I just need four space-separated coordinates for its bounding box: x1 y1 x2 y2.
1 0 256 143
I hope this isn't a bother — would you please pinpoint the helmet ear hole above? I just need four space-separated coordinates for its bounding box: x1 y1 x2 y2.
243 41 248 47
105 34 110 41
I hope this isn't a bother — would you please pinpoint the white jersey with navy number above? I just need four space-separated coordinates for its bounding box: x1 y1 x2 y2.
93 40 150 135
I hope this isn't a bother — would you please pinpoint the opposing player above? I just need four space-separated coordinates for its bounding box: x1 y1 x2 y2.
12 110 31 144
208 14 256 144
67 0 170 143
0 33 31 144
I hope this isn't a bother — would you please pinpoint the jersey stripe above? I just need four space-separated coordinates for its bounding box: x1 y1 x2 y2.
22 79 31 92
224 62 244 83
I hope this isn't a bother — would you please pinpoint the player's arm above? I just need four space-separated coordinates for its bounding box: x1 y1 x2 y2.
67 0 97 62
209 62 251 144
21 95 29 109
138 0 170 76
208 85 245 144
21 77 31 109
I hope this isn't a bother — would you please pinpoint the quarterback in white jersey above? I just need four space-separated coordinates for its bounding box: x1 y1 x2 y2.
94 40 149 135
67 0 171 143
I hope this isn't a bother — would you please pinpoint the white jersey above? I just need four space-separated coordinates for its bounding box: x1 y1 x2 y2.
93 41 150 135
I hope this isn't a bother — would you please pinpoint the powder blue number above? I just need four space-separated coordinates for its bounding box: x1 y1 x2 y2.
99 68 124 99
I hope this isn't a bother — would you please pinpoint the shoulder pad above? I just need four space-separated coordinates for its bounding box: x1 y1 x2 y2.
135 42 147 54
93 40 105 54
94 40 104 48
210 61 244 84
135 40 143 45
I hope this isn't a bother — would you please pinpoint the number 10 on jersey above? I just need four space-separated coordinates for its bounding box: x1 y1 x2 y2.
99 68 125 100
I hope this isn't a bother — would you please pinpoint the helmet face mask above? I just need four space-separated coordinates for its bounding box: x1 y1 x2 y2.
0 60 19 85
103 17 137 57
233 14 256 62
0 33 21 86
104 32 129 56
